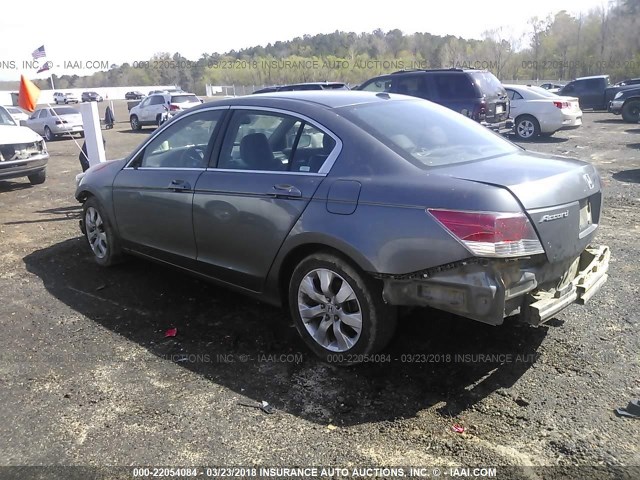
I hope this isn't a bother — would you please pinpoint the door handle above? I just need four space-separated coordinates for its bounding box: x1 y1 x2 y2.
168 179 191 191
271 184 302 198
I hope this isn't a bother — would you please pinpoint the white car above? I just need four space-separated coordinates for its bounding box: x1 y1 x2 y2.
129 92 202 130
504 84 582 140
3 106 29 125
24 106 84 141
53 92 80 104
0 106 49 185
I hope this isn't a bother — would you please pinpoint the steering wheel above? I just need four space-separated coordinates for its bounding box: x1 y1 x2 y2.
179 146 206 168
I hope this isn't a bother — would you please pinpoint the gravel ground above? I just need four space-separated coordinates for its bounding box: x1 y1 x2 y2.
0 102 639 480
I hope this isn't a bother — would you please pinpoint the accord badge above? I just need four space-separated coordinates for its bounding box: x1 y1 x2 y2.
540 211 569 223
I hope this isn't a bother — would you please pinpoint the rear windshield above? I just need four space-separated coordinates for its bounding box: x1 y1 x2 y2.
339 99 518 168
0 107 17 126
470 71 506 96
528 86 559 98
52 107 78 115
322 84 348 90
171 95 199 103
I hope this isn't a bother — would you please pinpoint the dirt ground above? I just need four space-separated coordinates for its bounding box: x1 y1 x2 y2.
1 101 639 480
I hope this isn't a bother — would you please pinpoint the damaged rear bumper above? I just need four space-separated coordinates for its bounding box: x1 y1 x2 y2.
381 245 610 326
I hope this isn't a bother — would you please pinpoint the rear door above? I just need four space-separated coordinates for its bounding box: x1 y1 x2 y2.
193 107 339 291
431 72 478 115
468 71 509 123
112 108 226 264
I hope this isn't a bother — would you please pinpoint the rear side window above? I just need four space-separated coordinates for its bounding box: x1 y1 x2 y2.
434 74 477 100
585 79 603 90
217 110 336 173
394 75 430 99
506 89 523 100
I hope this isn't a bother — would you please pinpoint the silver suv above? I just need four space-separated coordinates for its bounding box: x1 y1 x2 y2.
53 92 79 104
129 93 201 130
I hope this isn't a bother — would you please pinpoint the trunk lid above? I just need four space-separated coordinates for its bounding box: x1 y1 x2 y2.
436 150 602 263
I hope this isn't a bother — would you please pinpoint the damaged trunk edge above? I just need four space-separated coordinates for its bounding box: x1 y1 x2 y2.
379 245 610 326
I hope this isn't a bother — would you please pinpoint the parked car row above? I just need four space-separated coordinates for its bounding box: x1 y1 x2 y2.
253 70 582 140
53 91 103 104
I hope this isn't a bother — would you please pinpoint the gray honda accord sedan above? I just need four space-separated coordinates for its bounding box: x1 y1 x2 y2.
75 91 609 363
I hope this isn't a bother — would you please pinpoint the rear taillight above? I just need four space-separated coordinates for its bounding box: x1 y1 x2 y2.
55 120 67 125
428 209 544 257
472 102 487 121
169 104 180 111
553 101 570 109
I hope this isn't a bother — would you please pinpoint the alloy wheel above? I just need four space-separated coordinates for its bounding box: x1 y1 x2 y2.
85 206 108 259
297 268 363 352
517 119 535 139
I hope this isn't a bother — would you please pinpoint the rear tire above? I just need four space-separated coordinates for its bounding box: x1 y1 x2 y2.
288 252 397 364
82 196 123 267
44 126 55 142
28 170 46 185
621 100 640 123
514 115 540 140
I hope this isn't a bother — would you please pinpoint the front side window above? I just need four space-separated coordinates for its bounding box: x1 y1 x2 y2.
217 110 336 173
360 77 393 93
135 110 223 169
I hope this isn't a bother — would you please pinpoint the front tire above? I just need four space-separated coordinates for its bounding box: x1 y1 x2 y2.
289 253 397 364
514 115 540 140
82 197 123 267
621 100 640 123
28 169 46 185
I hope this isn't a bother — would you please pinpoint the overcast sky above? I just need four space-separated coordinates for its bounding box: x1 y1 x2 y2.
0 0 609 81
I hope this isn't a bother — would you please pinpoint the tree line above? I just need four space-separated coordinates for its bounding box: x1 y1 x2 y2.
2 0 638 95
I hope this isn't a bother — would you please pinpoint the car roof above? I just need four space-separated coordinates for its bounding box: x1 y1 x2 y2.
390 68 489 75
198 91 409 110
575 75 609 80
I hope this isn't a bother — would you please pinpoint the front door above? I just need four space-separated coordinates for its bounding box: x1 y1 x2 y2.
112 108 225 264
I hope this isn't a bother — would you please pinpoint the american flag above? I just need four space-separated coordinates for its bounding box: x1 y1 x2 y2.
32 45 46 59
